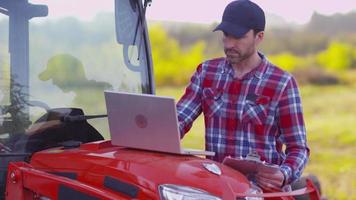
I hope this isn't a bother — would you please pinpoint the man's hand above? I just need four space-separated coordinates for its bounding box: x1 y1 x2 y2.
255 169 285 191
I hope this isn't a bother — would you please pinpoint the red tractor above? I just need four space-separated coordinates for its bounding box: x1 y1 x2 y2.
0 0 320 199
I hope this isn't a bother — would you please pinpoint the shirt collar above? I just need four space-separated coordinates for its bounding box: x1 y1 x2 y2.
254 52 268 79
223 52 268 80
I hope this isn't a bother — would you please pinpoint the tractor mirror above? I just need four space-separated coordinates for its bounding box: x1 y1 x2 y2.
114 0 141 45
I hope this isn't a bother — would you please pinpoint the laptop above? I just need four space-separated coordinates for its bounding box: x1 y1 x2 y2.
104 91 215 156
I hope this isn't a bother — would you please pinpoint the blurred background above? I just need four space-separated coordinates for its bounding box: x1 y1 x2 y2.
148 1 356 199
1 0 355 199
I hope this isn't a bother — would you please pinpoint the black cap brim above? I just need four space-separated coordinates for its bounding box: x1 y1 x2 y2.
213 21 250 38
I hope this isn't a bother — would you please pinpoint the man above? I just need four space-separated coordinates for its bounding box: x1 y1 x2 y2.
176 0 309 191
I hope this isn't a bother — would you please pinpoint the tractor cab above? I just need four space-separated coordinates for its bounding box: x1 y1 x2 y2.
0 0 321 199
0 0 154 197
0 0 154 140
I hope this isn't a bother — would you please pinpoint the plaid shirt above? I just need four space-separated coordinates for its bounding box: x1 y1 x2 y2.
177 53 309 184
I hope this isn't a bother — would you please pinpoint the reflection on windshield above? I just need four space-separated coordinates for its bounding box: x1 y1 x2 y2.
1 1 154 197
27 1 148 138
0 0 153 149
38 54 113 113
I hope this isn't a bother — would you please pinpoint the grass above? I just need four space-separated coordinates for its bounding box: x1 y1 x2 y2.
156 83 356 200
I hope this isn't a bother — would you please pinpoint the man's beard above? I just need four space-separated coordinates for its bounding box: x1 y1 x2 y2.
224 46 255 65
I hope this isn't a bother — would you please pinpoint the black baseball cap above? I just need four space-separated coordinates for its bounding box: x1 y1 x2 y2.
214 0 265 38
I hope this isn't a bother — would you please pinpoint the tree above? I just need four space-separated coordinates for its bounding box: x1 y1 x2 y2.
317 42 353 72
268 52 301 72
149 24 206 86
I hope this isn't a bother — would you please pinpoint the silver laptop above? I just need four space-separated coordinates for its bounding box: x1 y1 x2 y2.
104 91 215 156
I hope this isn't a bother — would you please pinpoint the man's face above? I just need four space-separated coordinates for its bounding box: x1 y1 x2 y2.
223 30 263 66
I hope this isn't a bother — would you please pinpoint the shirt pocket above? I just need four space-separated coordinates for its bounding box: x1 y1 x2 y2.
241 97 269 125
202 88 223 118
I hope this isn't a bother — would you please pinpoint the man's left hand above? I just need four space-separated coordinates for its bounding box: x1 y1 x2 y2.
255 169 285 191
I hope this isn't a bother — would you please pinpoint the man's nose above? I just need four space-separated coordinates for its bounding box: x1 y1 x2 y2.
223 36 236 49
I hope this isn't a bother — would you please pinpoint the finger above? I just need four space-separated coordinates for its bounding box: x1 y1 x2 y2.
257 170 284 187
256 175 279 185
257 181 277 191
256 175 281 187
257 171 280 180
256 179 282 191
256 174 281 185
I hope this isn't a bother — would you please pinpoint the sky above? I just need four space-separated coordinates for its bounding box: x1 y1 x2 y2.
146 0 356 24
3 0 356 25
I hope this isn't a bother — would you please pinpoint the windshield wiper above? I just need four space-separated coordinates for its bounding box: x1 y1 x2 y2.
131 0 151 61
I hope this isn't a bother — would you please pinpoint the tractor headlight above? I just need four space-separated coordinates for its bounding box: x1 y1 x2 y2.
158 184 222 200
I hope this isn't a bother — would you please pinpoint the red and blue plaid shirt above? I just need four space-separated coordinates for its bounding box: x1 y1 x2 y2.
177 53 309 184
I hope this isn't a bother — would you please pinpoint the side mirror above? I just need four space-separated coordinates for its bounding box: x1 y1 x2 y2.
114 0 149 71
114 0 139 45
114 0 155 94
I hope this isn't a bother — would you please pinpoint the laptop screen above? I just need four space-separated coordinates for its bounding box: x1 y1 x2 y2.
104 91 183 154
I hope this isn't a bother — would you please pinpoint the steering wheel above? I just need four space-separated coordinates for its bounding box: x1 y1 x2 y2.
0 100 51 152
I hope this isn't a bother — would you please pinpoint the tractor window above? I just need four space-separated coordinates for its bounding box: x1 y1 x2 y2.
27 0 151 138
0 15 10 141
0 0 154 145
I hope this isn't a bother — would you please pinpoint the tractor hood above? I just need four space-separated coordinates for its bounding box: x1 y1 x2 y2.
29 141 251 199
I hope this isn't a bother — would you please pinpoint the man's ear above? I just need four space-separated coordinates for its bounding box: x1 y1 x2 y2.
255 31 264 44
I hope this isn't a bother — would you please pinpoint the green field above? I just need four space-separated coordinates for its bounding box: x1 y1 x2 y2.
157 84 356 200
